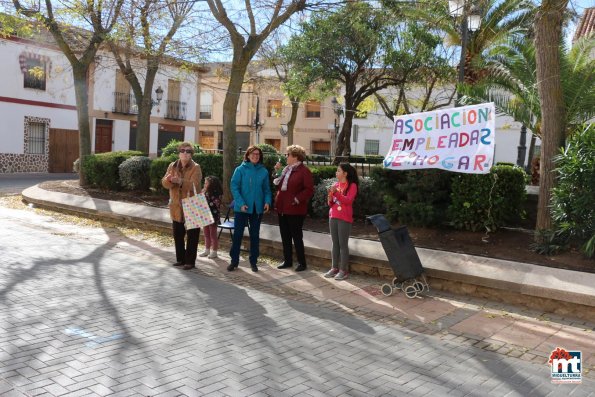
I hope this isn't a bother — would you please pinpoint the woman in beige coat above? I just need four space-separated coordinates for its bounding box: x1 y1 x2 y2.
161 142 202 270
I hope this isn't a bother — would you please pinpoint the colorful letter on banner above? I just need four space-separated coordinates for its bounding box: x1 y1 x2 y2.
383 103 496 174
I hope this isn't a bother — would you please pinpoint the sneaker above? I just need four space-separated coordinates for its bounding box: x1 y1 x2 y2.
323 268 339 278
334 270 349 280
208 251 218 259
198 249 210 257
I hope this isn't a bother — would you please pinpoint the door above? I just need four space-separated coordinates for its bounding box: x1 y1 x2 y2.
199 130 215 149
157 123 185 156
95 120 113 153
129 121 137 150
49 128 79 173
265 138 281 151
311 140 330 155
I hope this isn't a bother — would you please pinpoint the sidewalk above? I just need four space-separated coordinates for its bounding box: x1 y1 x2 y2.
21 184 595 377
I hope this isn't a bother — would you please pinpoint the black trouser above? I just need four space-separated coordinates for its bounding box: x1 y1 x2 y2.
278 213 306 266
172 221 200 265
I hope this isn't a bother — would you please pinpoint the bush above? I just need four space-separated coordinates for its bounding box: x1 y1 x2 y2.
391 170 453 227
369 167 452 226
306 154 332 162
160 140 202 157
310 176 385 221
310 166 337 185
81 151 144 190
550 124 595 257
348 155 385 164
149 153 224 194
119 156 152 191
149 156 174 194
448 164 527 232
311 178 335 218
256 143 279 154
354 177 386 221
194 153 224 182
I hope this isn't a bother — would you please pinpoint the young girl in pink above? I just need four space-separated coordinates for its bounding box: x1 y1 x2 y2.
199 176 223 259
324 163 358 280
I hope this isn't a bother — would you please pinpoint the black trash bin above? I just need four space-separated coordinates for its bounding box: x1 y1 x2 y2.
367 214 429 298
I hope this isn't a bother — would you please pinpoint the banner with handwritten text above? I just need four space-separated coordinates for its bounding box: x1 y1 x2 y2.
383 103 496 174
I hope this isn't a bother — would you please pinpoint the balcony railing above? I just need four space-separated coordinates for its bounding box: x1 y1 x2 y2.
165 100 187 120
113 92 138 114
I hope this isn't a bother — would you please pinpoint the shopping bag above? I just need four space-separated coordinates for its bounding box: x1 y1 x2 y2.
182 184 214 230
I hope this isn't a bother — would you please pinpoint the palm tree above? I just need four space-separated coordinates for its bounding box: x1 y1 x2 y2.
460 36 595 141
422 0 535 85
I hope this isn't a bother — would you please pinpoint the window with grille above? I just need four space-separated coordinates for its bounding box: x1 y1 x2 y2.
267 100 282 117
28 122 46 154
200 91 213 119
24 59 46 90
305 100 321 118
364 139 379 155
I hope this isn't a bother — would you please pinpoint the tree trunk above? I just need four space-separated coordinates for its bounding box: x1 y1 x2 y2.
135 66 159 154
526 133 537 174
286 98 299 146
333 92 356 164
72 66 91 186
333 111 354 165
136 99 152 154
534 0 568 235
222 60 249 202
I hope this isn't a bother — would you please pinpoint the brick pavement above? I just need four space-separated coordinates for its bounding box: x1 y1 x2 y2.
0 204 594 396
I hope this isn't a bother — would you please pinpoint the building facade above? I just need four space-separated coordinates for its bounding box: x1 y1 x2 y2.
1 27 545 173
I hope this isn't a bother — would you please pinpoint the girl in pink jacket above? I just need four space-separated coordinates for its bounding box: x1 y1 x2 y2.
324 163 359 280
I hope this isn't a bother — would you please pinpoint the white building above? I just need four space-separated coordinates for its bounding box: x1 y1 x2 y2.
0 34 79 172
0 27 206 173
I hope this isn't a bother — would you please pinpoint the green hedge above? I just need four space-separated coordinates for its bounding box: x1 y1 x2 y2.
160 140 202 157
395 170 454 227
310 176 386 221
348 155 385 164
551 124 595 257
310 166 337 185
370 168 453 226
448 164 527 231
82 151 144 190
150 156 175 194
119 156 152 191
150 153 224 194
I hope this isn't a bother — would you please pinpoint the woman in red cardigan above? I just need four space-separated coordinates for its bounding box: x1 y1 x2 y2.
324 163 359 280
273 145 314 272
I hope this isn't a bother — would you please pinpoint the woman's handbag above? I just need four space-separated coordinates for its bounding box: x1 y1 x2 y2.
181 183 215 230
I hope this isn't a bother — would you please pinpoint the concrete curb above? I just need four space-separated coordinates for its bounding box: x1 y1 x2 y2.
22 185 595 314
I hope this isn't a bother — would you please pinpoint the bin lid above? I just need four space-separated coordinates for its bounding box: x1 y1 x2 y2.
365 214 391 233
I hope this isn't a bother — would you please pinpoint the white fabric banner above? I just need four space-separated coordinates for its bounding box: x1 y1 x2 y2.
383 103 496 174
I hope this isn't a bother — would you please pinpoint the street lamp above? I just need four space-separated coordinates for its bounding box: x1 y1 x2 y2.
152 86 164 107
448 0 482 106
253 96 265 144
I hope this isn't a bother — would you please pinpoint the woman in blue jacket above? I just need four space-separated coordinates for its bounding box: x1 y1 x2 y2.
228 145 272 272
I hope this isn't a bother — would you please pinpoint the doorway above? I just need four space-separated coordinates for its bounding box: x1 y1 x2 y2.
95 119 113 153
49 128 79 172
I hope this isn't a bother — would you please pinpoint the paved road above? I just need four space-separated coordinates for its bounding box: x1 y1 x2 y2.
0 204 592 397
0 173 77 196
